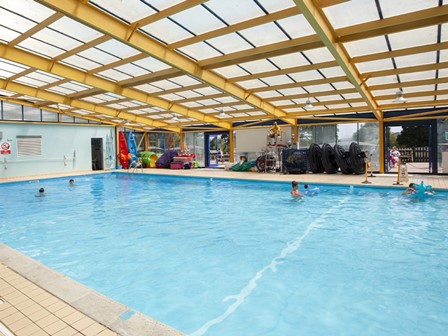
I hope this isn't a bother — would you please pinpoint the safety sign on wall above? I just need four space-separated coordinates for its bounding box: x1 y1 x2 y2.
0 141 11 154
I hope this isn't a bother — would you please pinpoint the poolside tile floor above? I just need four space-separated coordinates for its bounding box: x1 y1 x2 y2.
0 263 117 336
1 168 448 336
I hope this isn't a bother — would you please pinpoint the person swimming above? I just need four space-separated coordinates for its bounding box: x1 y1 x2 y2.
304 184 320 196
291 180 302 197
35 187 45 197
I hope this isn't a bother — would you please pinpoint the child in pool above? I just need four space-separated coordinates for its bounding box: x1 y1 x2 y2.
291 180 302 197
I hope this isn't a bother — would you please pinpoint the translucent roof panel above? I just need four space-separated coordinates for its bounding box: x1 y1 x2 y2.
379 0 438 18
394 52 437 68
18 38 64 58
90 0 157 23
142 18 193 45
48 17 103 42
239 59 278 74
2 0 54 23
356 59 395 73
388 26 438 50
33 28 82 52
170 5 225 36
323 0 378 29
132 57 172 72
302 48 335 63
205 0 266 25
96 40 140 59
277 14 316 39
239 23 288 47
178 42 223 61
61 55 102 71
269 52 315 69
255 0 295 13
289 70 324 82
206 33 253 54
344 36 389 58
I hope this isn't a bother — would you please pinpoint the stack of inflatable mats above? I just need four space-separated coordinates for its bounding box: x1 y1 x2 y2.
282 149 309 174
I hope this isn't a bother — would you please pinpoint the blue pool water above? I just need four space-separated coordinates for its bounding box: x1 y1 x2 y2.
1 173 447 336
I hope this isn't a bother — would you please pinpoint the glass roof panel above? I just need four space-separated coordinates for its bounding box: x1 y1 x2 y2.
0 89 16 96
213 65 250 78
289 70 324 82
388 26 437 50
319 67 347 78
256 91 282 99
178 42 223 61
48 17 102 42
175 91 202 99
91 0 157 23
323 0 378 29
96 40 140 59
62 81 92 90
344 36 388 58
114 63 149 77
237 79 268 89
255 0 294 13
18 38 64 58
366 76 397 86
214 96 239 103
61 55 101 71
97 69 132 82
207 33 253 54
269 52 315 69
403 85 437 93
132 57 171 72
332 82 355 90
302 47 335 63
150 80 180 91
2 0 54 22
146 0 184 11
170 5 224 35
47 86 76 95
0 59 28 74
158 93 184 101
15 76 45 87
0 8 34 33
303 83 335 92
169 75 202 87
277 87 308 96
181 101 202 108
324 103 352 109
394 52 437 68
191 86 221 96
239 59 278 74
341 93 362 100
261 75 294 86
33 28 82 51
78 47 119 66
0 26 21 44
277 15 316 39
142 18 193 44
356 59 394 73
399 71 436 82
319 95 347 102
205 0 266 25
379 0 438 18
134 84 160 94
26 72 61 84
239 23 288 47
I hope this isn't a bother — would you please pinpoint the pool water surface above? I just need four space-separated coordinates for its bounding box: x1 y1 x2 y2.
1 173 447 336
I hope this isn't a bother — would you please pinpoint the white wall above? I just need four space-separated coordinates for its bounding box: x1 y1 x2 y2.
235 126 292 160
0 123 115 179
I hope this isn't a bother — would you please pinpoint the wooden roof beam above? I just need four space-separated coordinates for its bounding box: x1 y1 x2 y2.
293 0 381 120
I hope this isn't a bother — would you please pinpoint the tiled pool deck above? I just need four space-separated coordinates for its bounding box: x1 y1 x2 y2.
1 168 447 336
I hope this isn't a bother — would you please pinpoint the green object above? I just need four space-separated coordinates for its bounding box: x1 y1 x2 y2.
231 161 252 172
139 151 157 167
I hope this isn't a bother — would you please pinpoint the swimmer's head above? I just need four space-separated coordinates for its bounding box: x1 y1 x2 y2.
39 187 45 193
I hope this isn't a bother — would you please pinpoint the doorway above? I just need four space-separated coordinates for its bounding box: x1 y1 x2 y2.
384 120 437 174
204 132 229 167
91 138 104 170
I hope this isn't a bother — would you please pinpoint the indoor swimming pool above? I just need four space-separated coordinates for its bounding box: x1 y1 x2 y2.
1 173 447 336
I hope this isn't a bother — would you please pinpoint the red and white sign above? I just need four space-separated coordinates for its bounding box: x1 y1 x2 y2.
0 141 11 155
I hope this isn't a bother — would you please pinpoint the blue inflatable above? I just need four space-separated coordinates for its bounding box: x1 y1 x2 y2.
304 185 320 197
413 181 434 197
